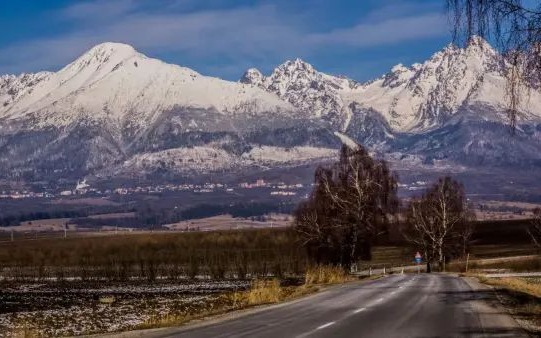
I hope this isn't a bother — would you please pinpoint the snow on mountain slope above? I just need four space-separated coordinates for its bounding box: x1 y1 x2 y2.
0 43 322 180
115 145 337 176
350 37 541 131
350 37 504 131
1 37 541 183
242 145 336 164
244 37 541 133
0 42 294 130
237 37 541 171
240 58 358 129
0 72 52 112
117 146 240 175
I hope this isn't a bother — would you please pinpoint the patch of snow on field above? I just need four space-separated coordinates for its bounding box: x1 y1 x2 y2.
0 281 249 336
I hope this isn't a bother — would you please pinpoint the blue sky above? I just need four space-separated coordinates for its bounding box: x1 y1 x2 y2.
0 0 453 81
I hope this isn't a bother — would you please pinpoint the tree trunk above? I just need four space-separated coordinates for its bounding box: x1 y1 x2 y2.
349 227 358 268
438 244 444 272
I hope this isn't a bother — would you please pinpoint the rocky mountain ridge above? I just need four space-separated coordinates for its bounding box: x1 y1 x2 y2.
0 37 540 183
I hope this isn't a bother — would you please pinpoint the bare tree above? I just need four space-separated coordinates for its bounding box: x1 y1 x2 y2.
294 144 398 268
528 207 541 248
447 0 541 131
403 177 475 271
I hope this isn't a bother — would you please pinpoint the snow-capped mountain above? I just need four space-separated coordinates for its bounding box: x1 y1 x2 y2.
243 37 541 134
350 36 538 132
1 37 541 184
0 43 336 180
240 59 358 129
0 43 294 125
241 36 541 165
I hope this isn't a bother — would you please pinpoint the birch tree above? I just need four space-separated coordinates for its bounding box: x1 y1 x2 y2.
403 177 474 271
294 144 398 268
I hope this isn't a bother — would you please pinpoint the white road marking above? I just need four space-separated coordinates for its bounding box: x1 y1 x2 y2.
390 291 396 295
376 298 384 302
353 307 366 314
316 322 336 330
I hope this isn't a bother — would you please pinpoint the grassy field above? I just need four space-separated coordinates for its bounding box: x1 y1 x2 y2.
164 213 292 231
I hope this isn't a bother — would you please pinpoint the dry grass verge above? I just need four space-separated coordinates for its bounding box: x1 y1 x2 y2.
247 279 282 305
304 265 351 285
138 265 356 332
449 255 541 273
481 277 541 298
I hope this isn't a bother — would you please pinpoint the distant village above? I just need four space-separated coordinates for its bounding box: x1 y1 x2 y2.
0 179 306 200
0 179 434 200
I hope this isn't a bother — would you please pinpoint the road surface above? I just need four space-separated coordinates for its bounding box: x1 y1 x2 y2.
126 274 527 338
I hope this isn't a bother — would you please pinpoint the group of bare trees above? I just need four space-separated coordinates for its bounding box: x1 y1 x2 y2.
294 145 399 269
294 144 474 272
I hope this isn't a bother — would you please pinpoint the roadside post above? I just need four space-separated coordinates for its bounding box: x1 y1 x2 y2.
415 252 422 273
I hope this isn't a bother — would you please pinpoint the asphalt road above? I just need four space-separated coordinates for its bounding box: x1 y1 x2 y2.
137 274 528 338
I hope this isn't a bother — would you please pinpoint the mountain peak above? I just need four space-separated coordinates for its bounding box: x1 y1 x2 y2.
83 42 138 60
277 58 316 74
240 68 263 85
463 36 498 60
466 35 491 49
90 41 135 51
64 42 140 73
390 63 408 73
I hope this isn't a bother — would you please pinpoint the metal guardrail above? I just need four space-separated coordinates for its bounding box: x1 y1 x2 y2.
353 264 426 276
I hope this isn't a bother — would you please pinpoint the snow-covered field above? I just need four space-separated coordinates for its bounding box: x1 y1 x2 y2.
0 280 248 337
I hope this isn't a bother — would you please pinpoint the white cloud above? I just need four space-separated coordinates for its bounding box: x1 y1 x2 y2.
308 13 448 48
0 0 449 78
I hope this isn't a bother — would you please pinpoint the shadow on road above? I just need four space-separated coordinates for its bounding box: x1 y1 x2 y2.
439 283 540 336
460 327 528 336
439 289 498 304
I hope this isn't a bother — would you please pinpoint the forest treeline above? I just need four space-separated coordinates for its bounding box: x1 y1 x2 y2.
0 201 296 228
0 210 88 227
